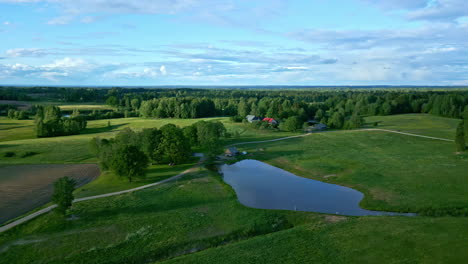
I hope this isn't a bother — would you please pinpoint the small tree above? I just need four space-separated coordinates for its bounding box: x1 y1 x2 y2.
279 116 301 132
109 145 149 182
52 177 77 215
455 120 466 152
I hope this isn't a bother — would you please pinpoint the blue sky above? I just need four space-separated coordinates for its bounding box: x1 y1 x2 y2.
0 0 467 85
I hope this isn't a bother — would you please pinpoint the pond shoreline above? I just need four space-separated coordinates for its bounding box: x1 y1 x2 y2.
219 159 416 217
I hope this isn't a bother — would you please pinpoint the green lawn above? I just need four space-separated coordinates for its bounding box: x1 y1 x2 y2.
0 117 233 164
365 113 460 139
164 216 468 264
74 162 196 198
236 129 468 215
0 118 35 142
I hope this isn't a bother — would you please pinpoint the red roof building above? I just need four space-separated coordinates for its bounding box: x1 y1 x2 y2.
262 117 278 124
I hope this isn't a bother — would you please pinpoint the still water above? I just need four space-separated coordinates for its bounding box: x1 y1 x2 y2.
221 159 414 216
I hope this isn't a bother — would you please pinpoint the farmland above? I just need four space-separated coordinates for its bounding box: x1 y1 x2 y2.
1 112 468 263
0 164 99 224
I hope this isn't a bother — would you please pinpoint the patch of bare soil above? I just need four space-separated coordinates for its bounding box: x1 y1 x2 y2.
369 187 399 205
0 164 100 224
273 157 307 173
324 215 348 223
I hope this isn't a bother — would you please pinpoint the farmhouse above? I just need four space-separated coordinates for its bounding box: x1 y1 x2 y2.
225 147 240 157
246 115 262 123
305 123 328 133
262 117 278 125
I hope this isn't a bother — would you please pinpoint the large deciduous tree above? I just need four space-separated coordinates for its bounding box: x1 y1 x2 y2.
109 145 149 182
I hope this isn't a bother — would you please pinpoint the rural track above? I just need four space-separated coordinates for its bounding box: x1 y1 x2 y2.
0 154 205 233
0 129 452 234
226 128 453 148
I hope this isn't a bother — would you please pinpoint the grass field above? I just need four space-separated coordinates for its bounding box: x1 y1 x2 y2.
365 113 460 140
74 162 196 198
164 215 468 264
0 118 35 142
0 117 298 165
236 127 468 215
58 104 114 111
1 169 468 264
1 113 468 263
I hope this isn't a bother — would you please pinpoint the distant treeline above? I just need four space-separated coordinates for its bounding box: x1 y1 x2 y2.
2 86 468 123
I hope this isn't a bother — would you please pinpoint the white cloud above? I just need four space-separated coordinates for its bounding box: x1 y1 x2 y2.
42 57 87 69
47 15 73 25
6 48 47 57
3 21 11 25
159 65 167 75
39 71 69 81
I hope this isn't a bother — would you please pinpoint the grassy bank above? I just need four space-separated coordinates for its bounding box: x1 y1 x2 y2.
2 168 468 263
0 169 306 264
235 127 468 215
164 216 468 264
74 162 196 198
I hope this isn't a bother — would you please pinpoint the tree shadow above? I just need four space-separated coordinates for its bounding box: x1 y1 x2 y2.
81 123 129 135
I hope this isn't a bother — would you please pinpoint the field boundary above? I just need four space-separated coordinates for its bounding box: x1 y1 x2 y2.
0 155 204 233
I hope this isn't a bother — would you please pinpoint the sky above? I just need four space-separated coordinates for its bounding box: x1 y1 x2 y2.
0 0 467 86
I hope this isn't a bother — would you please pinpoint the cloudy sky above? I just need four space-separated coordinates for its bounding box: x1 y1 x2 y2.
0 0 467 85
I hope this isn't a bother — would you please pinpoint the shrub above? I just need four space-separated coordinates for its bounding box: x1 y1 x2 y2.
21 151 39 158
3 151 16 157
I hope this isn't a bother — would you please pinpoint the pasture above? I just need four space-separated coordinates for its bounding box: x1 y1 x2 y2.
1 113 468 263
1 169 467 263
365 113 459 140
235 117 468 215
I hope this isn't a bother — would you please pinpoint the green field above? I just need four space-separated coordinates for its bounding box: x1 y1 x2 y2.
164 215 468 264
1 114 468 263
0 117 298 165
236 128 468 214
2 169 468 264
365 113 460 140
58 104 114 111
74 162 196 198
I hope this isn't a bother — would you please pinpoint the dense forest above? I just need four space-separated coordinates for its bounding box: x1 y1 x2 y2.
1 87 468 130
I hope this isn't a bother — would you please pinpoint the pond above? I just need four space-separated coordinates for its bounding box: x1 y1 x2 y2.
220 159 414 216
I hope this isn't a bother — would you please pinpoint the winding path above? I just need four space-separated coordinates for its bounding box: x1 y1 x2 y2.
0 128 452 233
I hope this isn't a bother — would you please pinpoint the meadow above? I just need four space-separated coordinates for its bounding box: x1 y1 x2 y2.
1 169 467 264
233 115 468 215
0 117 296 165
365 113 460 140
1 113 468 263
